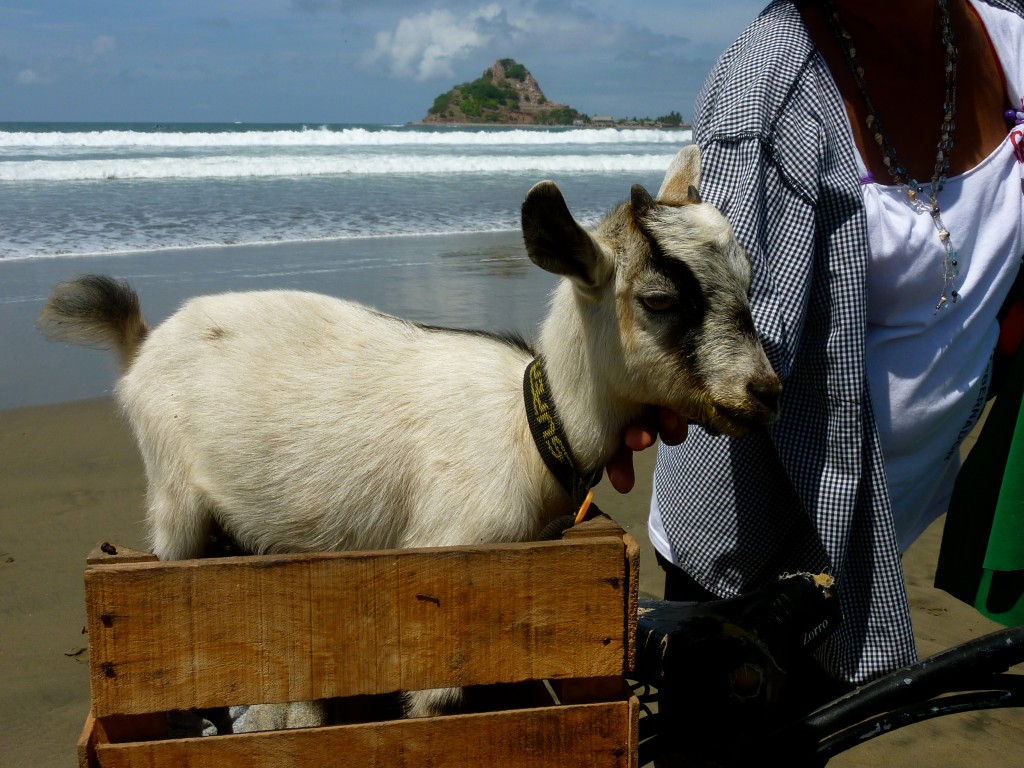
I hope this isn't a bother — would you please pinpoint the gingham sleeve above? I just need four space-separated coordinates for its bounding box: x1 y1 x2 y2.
655 0 917 685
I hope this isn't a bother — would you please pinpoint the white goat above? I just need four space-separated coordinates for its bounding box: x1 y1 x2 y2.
40 145 780 723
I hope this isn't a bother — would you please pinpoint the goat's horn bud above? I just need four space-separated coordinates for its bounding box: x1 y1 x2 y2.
631 184 656 215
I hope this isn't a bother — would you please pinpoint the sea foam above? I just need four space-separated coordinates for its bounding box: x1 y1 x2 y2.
0 126 692 150
0 153 677 182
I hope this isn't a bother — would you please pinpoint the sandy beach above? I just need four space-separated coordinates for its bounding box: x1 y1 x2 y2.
1 393 1021 767
0 232 1021 765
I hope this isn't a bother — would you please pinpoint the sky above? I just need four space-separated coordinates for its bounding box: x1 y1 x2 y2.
0 1 767 125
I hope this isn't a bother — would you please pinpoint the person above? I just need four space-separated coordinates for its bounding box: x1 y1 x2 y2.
608 0 1024 697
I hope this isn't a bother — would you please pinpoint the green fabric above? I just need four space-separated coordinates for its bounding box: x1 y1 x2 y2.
984 384 1024 572
935 345 1024 626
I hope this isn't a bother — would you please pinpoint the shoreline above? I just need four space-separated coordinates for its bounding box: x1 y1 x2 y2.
1 225 530 265
0 230 552 411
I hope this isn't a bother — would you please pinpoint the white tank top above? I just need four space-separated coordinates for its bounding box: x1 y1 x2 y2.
863 0 1024 550
650 0 1024 561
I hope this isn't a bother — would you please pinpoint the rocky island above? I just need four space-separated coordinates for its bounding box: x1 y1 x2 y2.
419 58 688 128
421 58 585 126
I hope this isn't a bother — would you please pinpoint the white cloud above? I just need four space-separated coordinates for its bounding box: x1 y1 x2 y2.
366 4 506 81
16 68 47 85
9 34 116 86
90 36 116 58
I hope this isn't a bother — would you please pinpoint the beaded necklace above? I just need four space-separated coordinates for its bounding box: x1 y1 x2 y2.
821 0 961 311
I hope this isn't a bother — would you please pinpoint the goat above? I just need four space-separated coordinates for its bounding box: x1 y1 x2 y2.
39 144 780 724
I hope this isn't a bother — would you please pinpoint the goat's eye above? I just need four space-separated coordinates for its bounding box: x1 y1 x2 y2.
640 294 675 314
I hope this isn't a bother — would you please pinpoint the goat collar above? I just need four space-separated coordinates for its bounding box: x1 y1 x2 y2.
523 357 602 508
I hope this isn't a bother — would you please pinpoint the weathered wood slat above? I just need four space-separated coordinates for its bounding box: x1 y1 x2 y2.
77 712 98 768
90 699 638 768
86 535 632 717
86 543 159 566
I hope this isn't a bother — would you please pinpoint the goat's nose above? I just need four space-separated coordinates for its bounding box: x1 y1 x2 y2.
747 376 781 414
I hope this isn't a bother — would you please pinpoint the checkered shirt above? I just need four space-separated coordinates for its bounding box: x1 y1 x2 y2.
655 0 1024 685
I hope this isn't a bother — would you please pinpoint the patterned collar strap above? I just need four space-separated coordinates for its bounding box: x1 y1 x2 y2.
523 357 602 508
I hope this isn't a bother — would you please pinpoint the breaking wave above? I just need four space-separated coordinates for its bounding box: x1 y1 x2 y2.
0 125 692 150
0 152 676 182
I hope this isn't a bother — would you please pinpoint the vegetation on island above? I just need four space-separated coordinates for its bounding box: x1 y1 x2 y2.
425 58 585 125
421 58 684 128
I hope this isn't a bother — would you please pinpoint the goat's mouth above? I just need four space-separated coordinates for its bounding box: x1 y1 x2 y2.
661 376 781 438
691 373 782 437
700 401 779 437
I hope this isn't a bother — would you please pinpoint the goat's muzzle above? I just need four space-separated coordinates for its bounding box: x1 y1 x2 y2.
747 374 781 417
704 372 781 437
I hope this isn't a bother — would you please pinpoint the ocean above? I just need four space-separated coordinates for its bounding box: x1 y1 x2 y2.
0 122 692 409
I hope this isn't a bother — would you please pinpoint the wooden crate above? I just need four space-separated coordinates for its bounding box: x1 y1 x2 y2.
77 515 640 767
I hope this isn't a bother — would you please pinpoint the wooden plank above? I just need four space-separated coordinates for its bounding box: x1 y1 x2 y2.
87 543 159 566
86 536 629 717
562 515 639 671
628 694 640 768
99 713 169 743
561 512 626 541
81 712 170 767
554 676 627 705
562 517 639 672
94 700 634 768
623 533 639 673
77 712 100 768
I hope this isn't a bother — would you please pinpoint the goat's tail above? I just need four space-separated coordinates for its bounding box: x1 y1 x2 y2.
38 274 150 370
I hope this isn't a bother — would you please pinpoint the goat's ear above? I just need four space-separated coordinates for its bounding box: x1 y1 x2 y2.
657 144 703 206
521 181 609 289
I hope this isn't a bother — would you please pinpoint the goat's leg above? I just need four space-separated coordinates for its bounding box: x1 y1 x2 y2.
403 686 464 718
147 484 215 561
235 700 330 732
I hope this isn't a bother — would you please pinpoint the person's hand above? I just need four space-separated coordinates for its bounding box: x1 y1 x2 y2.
605 407 688 493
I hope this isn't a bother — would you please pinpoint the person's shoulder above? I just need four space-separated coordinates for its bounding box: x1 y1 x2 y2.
980 0 1024 18
700 2 815 117
695 1 833 144
723 0 813 65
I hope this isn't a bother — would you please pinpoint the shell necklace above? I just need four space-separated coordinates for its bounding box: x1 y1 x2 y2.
822 0 961 311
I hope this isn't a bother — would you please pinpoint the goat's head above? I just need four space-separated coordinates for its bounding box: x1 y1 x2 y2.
520 144 780 436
